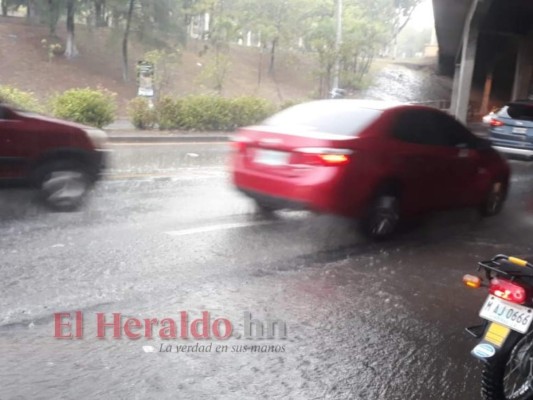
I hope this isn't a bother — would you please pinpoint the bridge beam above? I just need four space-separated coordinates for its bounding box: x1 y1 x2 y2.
450 0 481 123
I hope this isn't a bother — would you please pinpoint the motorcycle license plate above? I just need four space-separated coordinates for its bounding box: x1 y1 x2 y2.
479 296 533 334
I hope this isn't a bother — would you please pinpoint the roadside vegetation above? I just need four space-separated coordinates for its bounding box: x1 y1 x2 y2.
129 95 276 131
0 85 116 128
0 0 428 129
1 0 422 95
0 84 276 130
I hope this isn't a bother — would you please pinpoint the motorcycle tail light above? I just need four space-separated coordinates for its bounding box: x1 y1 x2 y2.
463 274 482 289
489 278 528 304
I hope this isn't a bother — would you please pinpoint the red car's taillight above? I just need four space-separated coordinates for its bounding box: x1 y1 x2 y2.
230 136 250 153
294 148 353 166
489 278 528 304
490 118 504 127
317 153 350 165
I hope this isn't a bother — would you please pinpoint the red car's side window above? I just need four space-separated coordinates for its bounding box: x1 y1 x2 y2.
392 109 476 149
428 111 477 148
391 110 432 145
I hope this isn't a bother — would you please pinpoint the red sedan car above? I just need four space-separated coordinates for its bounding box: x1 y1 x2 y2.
230 100 510 240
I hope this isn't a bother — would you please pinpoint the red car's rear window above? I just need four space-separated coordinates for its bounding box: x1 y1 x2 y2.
263 102 383 136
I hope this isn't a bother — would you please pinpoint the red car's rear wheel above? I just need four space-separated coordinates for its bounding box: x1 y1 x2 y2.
360 191 401 241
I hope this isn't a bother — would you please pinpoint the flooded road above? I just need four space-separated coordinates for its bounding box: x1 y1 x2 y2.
363 63 452 103
1 143 533 399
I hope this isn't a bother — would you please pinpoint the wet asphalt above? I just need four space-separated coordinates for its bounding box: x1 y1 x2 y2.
2 141 533 399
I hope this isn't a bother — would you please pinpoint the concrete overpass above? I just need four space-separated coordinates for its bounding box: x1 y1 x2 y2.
433 0 533 122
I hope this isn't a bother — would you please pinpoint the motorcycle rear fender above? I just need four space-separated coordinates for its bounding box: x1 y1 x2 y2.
471 324 524 364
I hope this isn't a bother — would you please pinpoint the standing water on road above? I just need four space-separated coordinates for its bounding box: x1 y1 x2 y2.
362 62 452 103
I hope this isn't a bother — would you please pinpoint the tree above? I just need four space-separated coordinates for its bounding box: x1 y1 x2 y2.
26 0 39 23
339 0 390 88
305 18 336 97
94 0 107 27
396 25 431 58
392 0 423 40
65 0 78 58
46 0 63 36
235 0 306 77
122 0 134 81
1 0 26 16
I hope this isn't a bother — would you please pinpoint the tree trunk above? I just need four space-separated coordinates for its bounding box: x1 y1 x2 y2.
48 0 61 37
94 0 106 27
65 0 78 58
480 69 494 116
257 45 265 87
122 0 135 82
26 0 39 23
2 1 8 17
269 37 278 76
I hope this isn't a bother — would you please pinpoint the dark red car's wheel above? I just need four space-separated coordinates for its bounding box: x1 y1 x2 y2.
35 160 92 212
479 180 507 217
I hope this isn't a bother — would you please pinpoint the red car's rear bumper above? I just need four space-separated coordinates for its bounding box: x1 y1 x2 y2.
232 160 364 217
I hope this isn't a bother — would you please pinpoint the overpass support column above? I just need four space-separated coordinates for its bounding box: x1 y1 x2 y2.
512 38 533 100
450 63 461 113
451 0 480 123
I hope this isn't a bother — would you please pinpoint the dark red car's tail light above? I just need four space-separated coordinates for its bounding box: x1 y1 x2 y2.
489 278 528 304
490 118 504 127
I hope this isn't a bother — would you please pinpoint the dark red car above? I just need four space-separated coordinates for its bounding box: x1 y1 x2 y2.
230 100 510 239
0 104 107 211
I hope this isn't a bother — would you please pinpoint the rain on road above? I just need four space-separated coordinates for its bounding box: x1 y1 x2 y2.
2 140 533 400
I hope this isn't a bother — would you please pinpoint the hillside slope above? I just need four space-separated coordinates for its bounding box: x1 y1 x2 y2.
0 17 317 112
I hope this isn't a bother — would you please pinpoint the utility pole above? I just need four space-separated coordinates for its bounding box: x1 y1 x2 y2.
332 0 342 91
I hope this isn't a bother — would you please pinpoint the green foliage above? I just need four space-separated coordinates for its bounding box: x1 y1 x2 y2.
230 97 275 127
50 88 117 128
154 95 275 131
155 96 183 130
41 38 64 62
142 48 182 98
128 97 157 129
196 54 232 94
0 85 43 113
178 95 234 131
397 26 433 58
392 0 423 36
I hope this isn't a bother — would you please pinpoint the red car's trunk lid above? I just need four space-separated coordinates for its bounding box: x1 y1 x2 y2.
233 125 356 175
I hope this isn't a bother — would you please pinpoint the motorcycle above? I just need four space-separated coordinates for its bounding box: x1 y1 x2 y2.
464 254 533 400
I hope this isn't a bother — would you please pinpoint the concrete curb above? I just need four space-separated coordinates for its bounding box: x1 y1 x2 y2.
108 135 229 143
